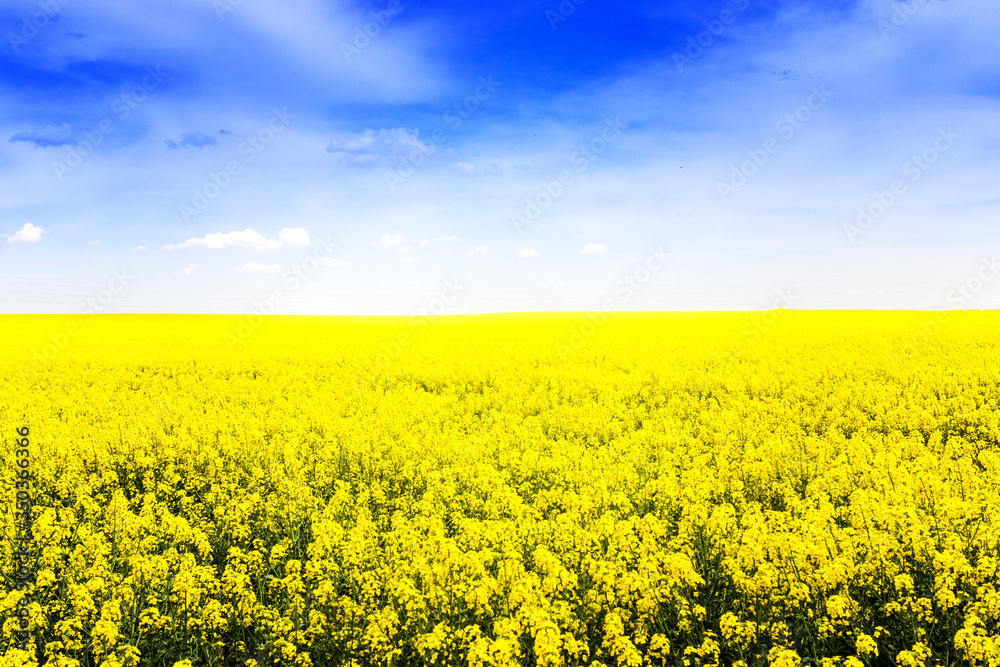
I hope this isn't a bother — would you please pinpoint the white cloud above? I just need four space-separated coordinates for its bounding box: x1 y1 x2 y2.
165 228 308 252
468 245 488 255
452 162 476 175
279 227 311 247
582 243 608 256
327 128 433 166
88 240 100 246
180 264 199 276
166 229 275 251
517 248 540 258
7 223 44 243
132 245 148 251
374 232 404 247
233 262 284 273
319 256 346 266
421 235 458 247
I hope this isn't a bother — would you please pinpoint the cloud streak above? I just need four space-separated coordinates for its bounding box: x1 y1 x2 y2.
327 128 432 166
9 124 75 148
165 131 219 150
233 262 283 273
164 228 310 252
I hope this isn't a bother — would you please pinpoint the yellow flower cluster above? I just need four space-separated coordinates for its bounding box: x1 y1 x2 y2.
1 311 999 667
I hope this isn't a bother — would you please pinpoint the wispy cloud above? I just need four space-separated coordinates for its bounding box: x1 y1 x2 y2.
164 131 219 150
582 243 607 256
327 128 432 166
233 262 283 273
374 232 404 247
9 124 75 148
450 162 503 176
420 235 459 247
517 248 539 258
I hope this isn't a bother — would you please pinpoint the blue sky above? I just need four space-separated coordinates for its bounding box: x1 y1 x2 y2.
1 0 997 314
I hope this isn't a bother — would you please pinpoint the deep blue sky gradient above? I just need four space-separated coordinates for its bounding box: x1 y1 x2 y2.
0 0 997 314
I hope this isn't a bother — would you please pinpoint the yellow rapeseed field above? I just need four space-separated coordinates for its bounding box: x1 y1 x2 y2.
2 312 999 667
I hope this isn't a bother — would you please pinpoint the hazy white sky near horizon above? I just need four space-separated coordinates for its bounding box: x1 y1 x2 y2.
1 0 998 315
